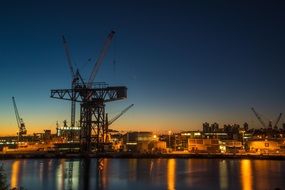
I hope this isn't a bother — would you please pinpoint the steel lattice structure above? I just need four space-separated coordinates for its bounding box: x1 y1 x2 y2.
51 31 125 154
51 85 127 153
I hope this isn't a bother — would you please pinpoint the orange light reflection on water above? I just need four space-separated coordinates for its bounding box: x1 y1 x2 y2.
167 159 176 190
219 160 228 190
241 160 252 190
101 159 108 189
11 160 20 189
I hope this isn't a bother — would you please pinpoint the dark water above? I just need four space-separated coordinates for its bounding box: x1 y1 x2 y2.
1 158 285 190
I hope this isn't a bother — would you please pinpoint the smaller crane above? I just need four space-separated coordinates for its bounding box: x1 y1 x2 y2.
251 107 283 129
251 107 267 128
104 104 134 142
12 97 27 142
273 113 282 128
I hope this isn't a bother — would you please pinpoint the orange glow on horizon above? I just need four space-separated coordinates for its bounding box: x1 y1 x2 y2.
0 114 204 136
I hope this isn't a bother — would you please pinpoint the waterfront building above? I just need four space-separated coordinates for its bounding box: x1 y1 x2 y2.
179 131 202 150
56 120 80 142
246 139 280 153
188 138 220 153
122 131 161 152
220 140 243 153
203 132 228 140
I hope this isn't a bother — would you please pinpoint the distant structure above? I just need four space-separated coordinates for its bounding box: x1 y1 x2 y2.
105 104 134 142
56 120 80 141
202 122 219 133
12 97 27 142
251 107 282 129
51 31 128 154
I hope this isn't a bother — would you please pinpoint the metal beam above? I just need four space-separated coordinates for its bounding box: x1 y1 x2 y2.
51 85 127 153
51 86 127 103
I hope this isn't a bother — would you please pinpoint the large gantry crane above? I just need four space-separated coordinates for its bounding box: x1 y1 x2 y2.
51 31 127 154
12 97 27 142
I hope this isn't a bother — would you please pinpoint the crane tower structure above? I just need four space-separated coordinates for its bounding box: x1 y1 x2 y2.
51 31 128 154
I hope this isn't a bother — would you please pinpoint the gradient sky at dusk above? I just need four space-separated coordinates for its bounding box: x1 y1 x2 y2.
0 1 285 135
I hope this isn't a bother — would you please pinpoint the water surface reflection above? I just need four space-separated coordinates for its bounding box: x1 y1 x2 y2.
167 159 176 190
2 159 285 190
241 160 252 190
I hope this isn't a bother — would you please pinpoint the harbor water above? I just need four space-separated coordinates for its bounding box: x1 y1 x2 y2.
1 158 285 190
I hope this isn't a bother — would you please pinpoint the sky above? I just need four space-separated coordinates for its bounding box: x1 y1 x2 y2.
0 1 285 135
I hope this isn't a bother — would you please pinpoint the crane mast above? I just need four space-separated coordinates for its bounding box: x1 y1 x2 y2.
12 97 27 142
62 35 77 133
62 35 86 141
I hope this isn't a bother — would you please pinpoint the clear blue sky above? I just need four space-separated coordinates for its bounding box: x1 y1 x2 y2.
0 1 285 135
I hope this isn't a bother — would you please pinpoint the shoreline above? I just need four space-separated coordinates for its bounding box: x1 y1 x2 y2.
0 152 285 160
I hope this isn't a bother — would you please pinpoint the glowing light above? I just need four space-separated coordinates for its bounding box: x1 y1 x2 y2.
167 159 176 190
11 160 20 189
126 142 137 145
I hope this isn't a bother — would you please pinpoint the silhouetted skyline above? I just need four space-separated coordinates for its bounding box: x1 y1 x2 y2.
0 1 285 135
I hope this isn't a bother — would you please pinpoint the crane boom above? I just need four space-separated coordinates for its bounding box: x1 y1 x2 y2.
273 113 282 128
108 104 134 126
62 35 76 78
62 36 85 85
251 107 267 128
12 97 21 129
87 31 115 87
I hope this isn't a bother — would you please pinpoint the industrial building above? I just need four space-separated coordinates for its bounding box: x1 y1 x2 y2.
188 139 220 153
122 132 166 153
247 140 280 153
